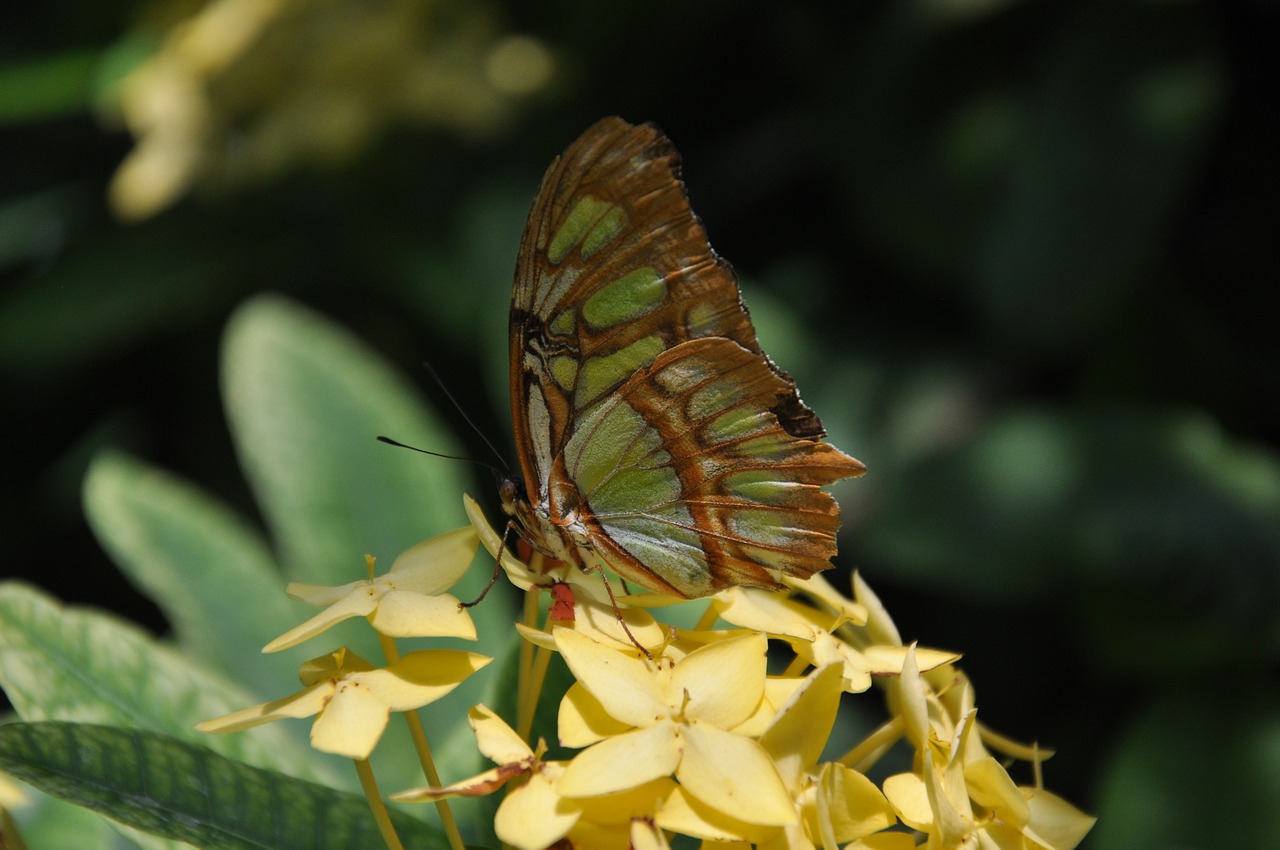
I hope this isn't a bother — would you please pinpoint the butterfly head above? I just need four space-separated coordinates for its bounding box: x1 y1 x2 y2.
497 472 527 519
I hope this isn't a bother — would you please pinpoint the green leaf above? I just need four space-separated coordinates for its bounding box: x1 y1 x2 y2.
83 450 307 700
8 792 128 850
858 406 1280 604
0 582 325 783
221 294 469 591
219 294 513 790
832 2 1224 351
0 50 98 123
1090 684 1280 850
0 722 451 850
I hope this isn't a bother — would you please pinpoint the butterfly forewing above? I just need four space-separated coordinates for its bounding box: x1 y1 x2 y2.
507 117 864 598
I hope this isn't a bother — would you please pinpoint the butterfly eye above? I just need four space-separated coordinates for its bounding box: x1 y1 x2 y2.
498 476 524 515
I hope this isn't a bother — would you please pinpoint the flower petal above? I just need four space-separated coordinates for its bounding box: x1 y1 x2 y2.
629 819 671 850
264 587 377 652
286 579 364 607
674 633 767 731
851 572 901 647
577 776 675 826
759 664 843 788
863 645 961 676
362 650 491 711
894 645 929 750
465 494 549 590
555 628 667 728
495 769 581 850
392 764 525 801
1021 788 1097 850
369 590 476 639
568 596 666 650
677 723 796 826
559 681 635 748
656 784 768 843
882 772 931 831
814 762 896 844
712 587 835 639
469 704 534 764
782 573 868 626
965 756 1030 827
558 722 681 797
387 526 479 594
195 681 332 733
310 681 390 758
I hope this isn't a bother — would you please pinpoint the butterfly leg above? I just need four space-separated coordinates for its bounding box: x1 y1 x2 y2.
589 565 653 660
461 518 525 608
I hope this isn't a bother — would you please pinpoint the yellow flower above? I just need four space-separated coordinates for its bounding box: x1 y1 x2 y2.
395 705 678 850
264 527 480 652
711 585 960 693
553 628 796 828
196 646 489 759
654 665 897 848
882 648 1095 849
107 0 554 219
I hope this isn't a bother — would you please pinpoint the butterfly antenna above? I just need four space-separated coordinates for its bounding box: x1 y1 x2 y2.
376 435 503 478
420 360 511 472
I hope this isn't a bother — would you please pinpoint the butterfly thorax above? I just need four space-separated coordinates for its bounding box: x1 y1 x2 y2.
498 470 591 571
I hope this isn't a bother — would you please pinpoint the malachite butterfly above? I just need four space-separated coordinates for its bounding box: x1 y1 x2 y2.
499 117 865 599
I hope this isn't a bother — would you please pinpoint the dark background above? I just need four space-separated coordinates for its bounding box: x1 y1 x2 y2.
2 2 1277 848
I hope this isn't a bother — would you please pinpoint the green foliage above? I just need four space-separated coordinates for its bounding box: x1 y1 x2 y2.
2 1 1276 847
2 297 518 847
0 722 452 850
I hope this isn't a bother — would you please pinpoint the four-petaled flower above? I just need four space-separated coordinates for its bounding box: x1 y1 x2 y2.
554 628 797 828
265 527 480 652
197 646 489 759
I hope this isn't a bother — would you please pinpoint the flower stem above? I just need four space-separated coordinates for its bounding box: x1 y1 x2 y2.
517 642 553 743
839 716 903 772
693 600 720 632
354 758 405 850
377 633 465 850
517 584 539 735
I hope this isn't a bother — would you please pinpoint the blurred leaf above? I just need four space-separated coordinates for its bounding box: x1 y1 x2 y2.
0 51 98 123
1090 684 1280 850
832 2 1225 350
858 406 1280 611
219 293 514 793
0 582 323 781
0 216 236 373
0 722 450 850
221 294 471 585
9 791 127 850
82 450 306 700
0 187 90 270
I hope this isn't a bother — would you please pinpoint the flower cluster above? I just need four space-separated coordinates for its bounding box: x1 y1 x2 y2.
105 0 554 220
200 495 1094 850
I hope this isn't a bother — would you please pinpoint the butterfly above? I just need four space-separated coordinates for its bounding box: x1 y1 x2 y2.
499 117 865 599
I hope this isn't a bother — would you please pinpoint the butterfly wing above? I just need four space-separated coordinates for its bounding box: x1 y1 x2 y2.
509 117 863 596
556 336 864 596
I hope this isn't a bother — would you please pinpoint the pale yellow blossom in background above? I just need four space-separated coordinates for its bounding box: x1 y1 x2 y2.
106 0 554 219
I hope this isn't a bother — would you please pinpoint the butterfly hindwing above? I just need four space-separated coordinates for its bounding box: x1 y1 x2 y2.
556 337 862 597
506 117 864 597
